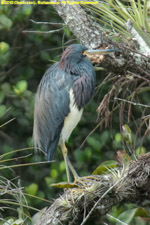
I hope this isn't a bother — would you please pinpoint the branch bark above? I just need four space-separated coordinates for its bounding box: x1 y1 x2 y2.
53 1 104 49
35 153 150 225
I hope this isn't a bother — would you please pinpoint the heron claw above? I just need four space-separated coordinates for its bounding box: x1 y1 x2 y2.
73 175 98 188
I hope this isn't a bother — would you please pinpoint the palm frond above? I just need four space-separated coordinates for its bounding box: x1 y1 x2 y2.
86 0 150 46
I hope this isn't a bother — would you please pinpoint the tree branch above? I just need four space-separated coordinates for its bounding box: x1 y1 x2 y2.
52 1 104 48
126 19 150 56
35 153 150 225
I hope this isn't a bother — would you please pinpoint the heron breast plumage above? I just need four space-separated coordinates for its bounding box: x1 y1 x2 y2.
59 89 83 145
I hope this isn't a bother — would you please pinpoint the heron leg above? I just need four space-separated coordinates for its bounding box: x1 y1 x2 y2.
60 142 80 182
60 143 96 187
67 155 79 179
60 142 71 182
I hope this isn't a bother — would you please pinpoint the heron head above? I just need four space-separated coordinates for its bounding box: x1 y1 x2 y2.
59 44 119 72
59 44 88 70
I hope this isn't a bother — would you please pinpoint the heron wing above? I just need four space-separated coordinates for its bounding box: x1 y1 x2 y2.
33 63 70 161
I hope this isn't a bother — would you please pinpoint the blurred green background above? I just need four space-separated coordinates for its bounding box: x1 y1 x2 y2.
0 3 150 225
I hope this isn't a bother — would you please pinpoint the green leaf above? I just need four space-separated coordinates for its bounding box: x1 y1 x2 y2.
25 183 38 196
115 133 122 143
50 169 58 178
85 147 92 159
136 147 146 156
2 218 15 225
116 150 131 166
0 105 6 117
122 124 132 145
22 5 32 16
50 182 79 189
92 160 117 175
117 207 150 225
13 86 20 95
59 161 66 172
87 136 100 152
13 80 28 95
13 218 24 225
0 14 12 29
16 80 28 93
135 207 150 217
108 206 123 223
0 42 10 66
45 177 54 186
0 217 24 225
117 208 137 225
0 41 10 53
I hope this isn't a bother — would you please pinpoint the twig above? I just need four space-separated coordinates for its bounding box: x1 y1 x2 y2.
0 154 33 163
0 161 50 170
22 28 63 34
30 19 64 26
0 118 15 128
114 97 150 108
136 65 150 78
127 71 150 83
122 44 150 59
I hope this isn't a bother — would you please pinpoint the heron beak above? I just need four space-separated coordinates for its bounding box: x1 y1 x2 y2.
83 48 120 56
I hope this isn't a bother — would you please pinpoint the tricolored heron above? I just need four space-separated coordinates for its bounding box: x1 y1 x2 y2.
33 44 118 182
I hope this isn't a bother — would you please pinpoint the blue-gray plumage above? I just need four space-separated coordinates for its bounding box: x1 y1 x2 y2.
33 44 118 182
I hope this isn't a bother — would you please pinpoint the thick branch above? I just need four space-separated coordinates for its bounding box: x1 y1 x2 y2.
53 1 104 48
35 153 150 225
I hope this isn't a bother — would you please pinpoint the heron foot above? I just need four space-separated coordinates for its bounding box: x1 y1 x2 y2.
73 175 99 188
82 175 100 181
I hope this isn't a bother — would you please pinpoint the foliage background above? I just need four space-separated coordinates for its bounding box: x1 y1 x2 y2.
0 3 150 225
